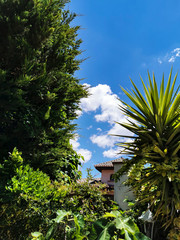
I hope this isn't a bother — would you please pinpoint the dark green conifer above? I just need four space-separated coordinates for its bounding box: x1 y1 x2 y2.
0 0 87 178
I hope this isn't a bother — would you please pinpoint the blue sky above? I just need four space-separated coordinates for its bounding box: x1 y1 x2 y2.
67 0 180 178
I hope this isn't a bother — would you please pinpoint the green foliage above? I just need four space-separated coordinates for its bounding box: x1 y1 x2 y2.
55 174 113 223
167 217 180 240
29 210 150 240
0 147 23 179
0 150 150 240
29 210 87 240
1 148 54 201
0 149 55 239
7 165 53 202
0 149 113 239
0 147 24 200
90 211 150 240
44 210 88 240
0 0 87 178
30 232 44 240
115 70 180 235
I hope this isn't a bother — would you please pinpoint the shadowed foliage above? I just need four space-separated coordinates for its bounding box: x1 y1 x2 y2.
0 0 88 178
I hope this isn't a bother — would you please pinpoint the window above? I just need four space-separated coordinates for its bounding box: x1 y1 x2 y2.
110 174 114 181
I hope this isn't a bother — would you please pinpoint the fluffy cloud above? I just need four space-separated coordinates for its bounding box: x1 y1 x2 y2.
80 84 121 124
77 148 92 162
90 134 115 148
108 120 133 136
89 111 134 150
70 137 92 163
103 148 120 158
79 84 135 157
70 137 80 149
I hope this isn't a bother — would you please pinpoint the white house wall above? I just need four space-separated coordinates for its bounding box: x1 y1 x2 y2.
114 163 135 210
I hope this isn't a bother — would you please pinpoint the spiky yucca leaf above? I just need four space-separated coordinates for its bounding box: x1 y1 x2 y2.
115 70 180 228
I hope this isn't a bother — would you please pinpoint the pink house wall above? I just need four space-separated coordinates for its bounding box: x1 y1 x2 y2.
101 169 114 184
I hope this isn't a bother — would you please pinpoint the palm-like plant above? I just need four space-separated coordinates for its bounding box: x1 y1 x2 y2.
115 69 180 228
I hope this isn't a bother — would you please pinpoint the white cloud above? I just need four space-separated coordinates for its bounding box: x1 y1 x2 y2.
90 117 134 149
77 148 92 162
103 148 119 158
70 137 92 163
76 109 82 117
174 48 180 55
79 83 136 156
90 134 115 148
103 137 133 159
70 137 80 149
87 125 93 130
157 48 180 64
108 119 133 136
168 56 175 63
80 84 121 124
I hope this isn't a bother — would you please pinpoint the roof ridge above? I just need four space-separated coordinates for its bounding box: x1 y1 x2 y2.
94 158 124 168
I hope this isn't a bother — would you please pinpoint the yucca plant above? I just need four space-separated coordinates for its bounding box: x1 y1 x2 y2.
115 69 180 230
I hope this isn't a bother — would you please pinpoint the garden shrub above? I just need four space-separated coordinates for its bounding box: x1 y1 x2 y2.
0 149 114 239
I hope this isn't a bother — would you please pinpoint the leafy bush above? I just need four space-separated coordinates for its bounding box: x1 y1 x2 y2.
0 149 114 239
7 165 53 202
29 210 151 240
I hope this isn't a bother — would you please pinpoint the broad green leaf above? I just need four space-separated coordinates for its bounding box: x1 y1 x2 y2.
98 228 111 240
116 217 139 234
89 219 116 240
31 232 43 238
54 210 71 223
124 230 134 240
134 232 151 240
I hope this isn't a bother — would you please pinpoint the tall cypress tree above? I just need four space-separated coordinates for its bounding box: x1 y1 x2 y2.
0 0 87 178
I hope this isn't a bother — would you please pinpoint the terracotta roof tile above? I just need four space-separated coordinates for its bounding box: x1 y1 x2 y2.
94 158 124 168
78 178 101 184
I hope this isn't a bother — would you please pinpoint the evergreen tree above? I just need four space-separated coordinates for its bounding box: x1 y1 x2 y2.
0 0 87 178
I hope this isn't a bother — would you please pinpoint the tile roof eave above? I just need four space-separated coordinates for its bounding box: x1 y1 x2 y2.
94 158 124 170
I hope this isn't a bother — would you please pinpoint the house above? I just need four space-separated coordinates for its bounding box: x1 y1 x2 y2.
94 158 134 210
